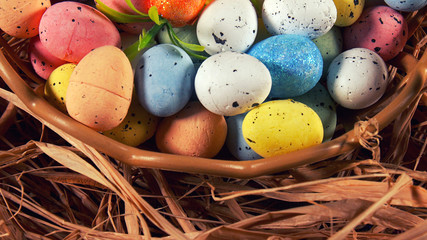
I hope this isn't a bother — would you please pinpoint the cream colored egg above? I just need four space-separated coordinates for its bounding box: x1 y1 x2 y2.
0 0 50 38
44 63 76 112
242 100 323 158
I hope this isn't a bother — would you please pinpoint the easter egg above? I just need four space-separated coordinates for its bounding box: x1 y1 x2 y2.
312 26 343 77
39 1 121 62
248 34 323 99
102 95 159 147
44 63 76 112
97 0 153 34
196 0 258 55
66 45 133 131
333 0 365 27
293 83 337 142
262 0 337 39
156 101 227 158
151 0 206 27
29 36 68 80
135 44 195 117
327 48 389 109
0 0 50 38
195 51 272 116
242 100 324 158
384 0 427 12
343 6 408 61
226 113 262 160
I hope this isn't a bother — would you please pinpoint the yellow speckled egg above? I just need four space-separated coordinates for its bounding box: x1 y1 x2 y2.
102 95 159 147
242 100 323 158
0 0 50 38
44 63 76 113
333 0 365 27
66 45 133 132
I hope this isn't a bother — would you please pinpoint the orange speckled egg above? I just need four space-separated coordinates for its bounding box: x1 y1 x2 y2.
156 101 227 158
0 0 50 38
66 45 133 132
150 0 206 27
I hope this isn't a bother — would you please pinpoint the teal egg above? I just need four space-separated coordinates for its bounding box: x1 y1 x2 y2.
293 83 337 142
312 26 343 77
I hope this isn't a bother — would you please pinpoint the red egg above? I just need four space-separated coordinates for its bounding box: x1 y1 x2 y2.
150 0 206 27
39 1 121 63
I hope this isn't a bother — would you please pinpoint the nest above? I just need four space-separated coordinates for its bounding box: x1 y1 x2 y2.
0 4 426 240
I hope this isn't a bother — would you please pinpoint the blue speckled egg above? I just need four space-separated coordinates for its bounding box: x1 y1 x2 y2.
225 113 262 160
385 0 427 12
248 34 323 99
135 44 195 117
293 83 337 142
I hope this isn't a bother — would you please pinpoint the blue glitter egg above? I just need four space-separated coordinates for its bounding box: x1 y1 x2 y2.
225 113 262 160
247 35 323 99
135 44 195 117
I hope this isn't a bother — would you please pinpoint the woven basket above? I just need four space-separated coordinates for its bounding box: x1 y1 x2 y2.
0 3 426 240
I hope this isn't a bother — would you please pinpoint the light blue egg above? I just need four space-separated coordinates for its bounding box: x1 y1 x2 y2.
225 113 262 160
293 83 337 142
247 34 323 99
384 0 427 12
135 44 195 117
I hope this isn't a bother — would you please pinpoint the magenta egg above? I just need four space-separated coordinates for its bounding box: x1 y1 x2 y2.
343 5 408 61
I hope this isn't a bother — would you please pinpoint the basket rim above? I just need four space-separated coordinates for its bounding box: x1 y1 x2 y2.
0 9 426 178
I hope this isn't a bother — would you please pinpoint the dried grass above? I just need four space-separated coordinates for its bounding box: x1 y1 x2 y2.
0 7 426 240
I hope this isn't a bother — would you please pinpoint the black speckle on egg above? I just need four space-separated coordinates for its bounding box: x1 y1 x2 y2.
72 19 75 22
373 61 378 64
374 47 381 52
246 138 256 143
232 101 239 107
371 39 376 43
137 121 141 124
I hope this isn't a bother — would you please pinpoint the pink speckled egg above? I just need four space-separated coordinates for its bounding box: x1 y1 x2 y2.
97 0 154 34
343 6 408 61
155 101 227 158
39 1 121 63
29 36 68 80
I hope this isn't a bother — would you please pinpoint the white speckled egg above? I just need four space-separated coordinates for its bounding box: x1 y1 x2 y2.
195 51 271 116
196 0 258 55
327 48 388 109
262 0 337 39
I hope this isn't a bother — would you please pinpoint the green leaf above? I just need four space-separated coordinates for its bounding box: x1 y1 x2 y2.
166 24 205 52
124 0 148 16
124 22 165 61
95 0 151 23
148 6 161 25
